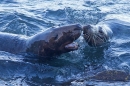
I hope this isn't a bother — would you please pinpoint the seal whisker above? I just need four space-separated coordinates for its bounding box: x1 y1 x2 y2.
85 35 89 40
86 35 90 41
84 34 91 42
102 35 109 43
85 34 90 40
96 35 105 42
93 35 97 47
92 36 94 46
104 36 109 42
103 36 107 42
88 34 92 43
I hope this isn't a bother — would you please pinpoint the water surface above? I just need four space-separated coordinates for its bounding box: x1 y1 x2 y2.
0 0 130 85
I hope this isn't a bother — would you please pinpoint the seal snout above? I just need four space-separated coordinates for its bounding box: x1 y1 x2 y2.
83 25 92 34
74 24 82 30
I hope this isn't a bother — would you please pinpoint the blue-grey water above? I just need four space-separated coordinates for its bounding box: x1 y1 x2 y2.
0 0 130 86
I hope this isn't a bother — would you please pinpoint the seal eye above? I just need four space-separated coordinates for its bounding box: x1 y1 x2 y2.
99 27 103 34
54 34 58 40
99 30 103 34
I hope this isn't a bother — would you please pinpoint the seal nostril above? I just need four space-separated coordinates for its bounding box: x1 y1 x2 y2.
75 24 82 30
86 25 91 29
83 25 92 34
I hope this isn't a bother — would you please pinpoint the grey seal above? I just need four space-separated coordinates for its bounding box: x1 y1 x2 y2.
83 19 130 47
83 19 113 47
0 24 82 57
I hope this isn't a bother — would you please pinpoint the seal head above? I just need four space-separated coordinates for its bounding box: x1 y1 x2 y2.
26 24 82 57
83 24 113 47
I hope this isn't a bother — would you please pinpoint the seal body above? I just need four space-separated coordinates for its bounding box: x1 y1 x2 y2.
0 24 82 57
0 32 27 53
83 19 130 47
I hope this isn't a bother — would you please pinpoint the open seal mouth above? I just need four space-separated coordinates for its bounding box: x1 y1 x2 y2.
65 42 79 50
56 24 82 52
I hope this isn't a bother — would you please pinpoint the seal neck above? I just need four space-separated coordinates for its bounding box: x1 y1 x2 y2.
0 32 27 54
